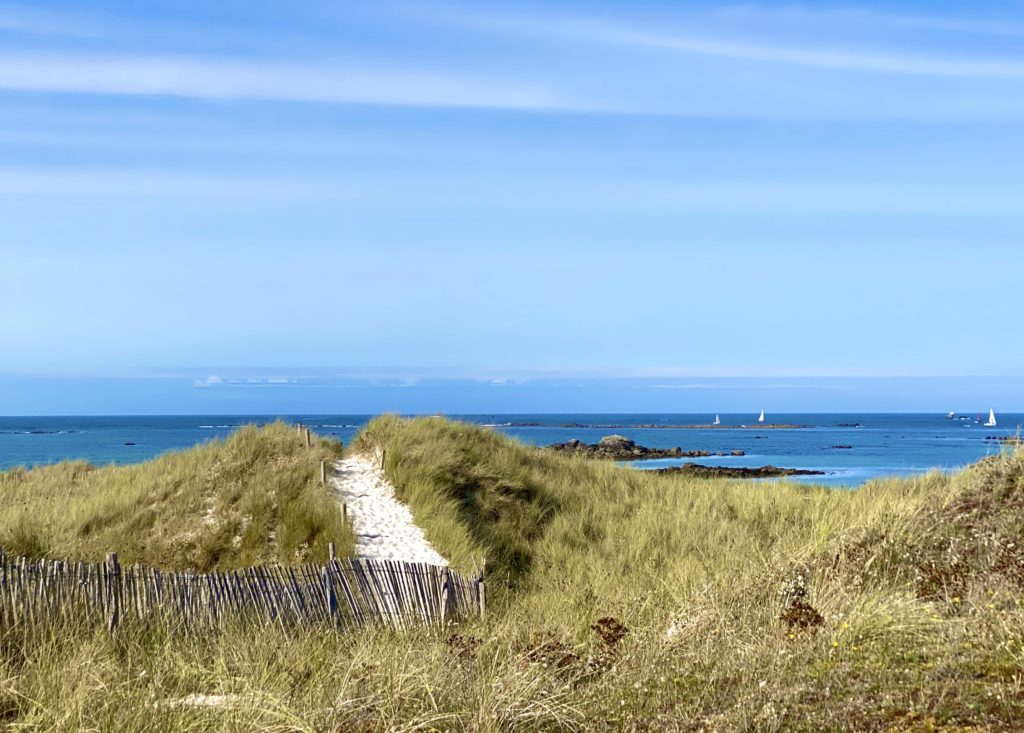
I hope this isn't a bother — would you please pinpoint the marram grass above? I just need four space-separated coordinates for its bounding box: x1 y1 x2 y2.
0 415 1022 731
0 421 353 569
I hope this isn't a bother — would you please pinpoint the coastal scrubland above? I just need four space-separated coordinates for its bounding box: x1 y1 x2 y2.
0 421 351 569
0 416 1021 731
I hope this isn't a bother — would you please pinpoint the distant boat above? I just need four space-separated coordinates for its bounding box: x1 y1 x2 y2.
946 411 956 419
984 409 997 427
758 409 765 423
713 414 721 426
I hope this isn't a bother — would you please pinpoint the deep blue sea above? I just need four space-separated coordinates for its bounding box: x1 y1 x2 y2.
0 413 1020 487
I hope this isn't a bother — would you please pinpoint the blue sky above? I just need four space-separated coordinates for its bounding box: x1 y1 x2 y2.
2 1 1023 412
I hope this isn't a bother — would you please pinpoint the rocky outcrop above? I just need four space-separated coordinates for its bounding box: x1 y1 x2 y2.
986 435 1023 445
653 463 825 479
547 435 745 461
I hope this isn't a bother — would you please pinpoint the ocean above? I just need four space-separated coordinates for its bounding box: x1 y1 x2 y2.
0 413 1019 487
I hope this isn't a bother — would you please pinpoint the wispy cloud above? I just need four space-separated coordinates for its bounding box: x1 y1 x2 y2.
4 166 1024 215
715 5 1024 39
0 51 578 110
0 167 359 197
192 375 223 388
432 8 1024 80
0 5 101 37
192 374 300 388
2 4 1024 123
570 23 1024 79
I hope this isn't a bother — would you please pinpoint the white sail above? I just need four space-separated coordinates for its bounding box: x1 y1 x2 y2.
984 409 997 427
946 411 955 419
758 409 765 423
713 414 720 425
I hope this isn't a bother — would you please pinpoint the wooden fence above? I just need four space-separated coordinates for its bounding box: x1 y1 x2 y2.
0 548 484 631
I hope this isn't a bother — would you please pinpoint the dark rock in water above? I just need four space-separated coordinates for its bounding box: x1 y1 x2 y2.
987 435 1023 445
730 450 746 456
598 434 635 449
547 436 742 461
831 445 853 449
653 463 825 479
124 442 136 446
836 423 862 428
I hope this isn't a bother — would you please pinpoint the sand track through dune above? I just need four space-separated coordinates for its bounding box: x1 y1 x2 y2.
330 454 448 566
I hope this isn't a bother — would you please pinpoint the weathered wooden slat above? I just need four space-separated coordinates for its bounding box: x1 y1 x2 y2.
352 559 385 625
0 547 475 631
364 560 393 627
297 565 321 623
331 560 362 627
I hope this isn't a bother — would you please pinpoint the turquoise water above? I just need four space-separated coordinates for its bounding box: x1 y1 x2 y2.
0 413 1019 487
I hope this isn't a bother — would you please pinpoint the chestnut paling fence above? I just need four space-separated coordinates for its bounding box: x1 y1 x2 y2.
0 548 484 631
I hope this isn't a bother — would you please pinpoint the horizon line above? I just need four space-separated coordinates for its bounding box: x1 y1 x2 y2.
1 411 1020 419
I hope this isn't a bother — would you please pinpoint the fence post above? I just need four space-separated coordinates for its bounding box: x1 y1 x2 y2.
323 565 338 627
380 449 386 471
106 552 121 632
305 427 312 449
328 542 336 562
477 558 486 618
440 567 450 627
342 504 348 524
320 460 327 485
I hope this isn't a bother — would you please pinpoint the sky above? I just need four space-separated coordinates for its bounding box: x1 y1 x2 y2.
2 1 1023 413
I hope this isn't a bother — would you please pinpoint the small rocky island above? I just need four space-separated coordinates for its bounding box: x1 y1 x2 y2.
547 435 745 461
653 463 826 479
986 435 1023 445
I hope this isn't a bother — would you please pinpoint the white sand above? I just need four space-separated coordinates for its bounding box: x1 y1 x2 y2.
330 453 448 566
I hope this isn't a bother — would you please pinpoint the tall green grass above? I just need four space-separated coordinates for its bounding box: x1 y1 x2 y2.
347 416 1024 728
0 421 353 569
354 415 946 607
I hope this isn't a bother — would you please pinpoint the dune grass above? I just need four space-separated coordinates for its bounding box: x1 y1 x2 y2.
347 415 1024 729
353 416 947 604
0 416 1022 730
0 421 353 570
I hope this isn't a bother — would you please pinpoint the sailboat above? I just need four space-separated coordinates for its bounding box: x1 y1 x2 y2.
713 414 721 426
946 411 956 419
758 409 765 423
984 409 997 427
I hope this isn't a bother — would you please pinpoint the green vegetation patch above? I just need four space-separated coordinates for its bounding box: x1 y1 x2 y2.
0 422 353 570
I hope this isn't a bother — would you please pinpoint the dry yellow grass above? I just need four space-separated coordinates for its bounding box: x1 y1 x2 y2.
0 416 1021 731
0 421 353 569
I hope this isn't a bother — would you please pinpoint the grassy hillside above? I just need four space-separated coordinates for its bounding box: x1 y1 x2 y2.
353 415 944 606
0 416 1021 731
348 416 1024 729
0 422 353 570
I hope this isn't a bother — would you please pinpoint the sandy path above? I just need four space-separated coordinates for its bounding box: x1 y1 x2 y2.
331 453 448 566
